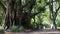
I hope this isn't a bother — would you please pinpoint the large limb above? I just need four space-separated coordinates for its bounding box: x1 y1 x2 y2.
55 6 60 18
31 11 41 17
31 4 47 17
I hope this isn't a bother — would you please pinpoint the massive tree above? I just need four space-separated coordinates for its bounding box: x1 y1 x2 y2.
4 0 15 29
0 0 46 30
0 0 36 29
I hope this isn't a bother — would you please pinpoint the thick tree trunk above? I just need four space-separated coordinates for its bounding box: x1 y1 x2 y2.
4 0 36 29
5 0 14 29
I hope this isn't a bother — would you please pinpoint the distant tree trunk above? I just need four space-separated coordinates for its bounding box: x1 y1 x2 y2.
13 0 17 26
49 0 60 29
16 0 23 26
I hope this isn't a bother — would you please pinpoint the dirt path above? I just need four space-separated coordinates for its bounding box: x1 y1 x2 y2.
5 31 60 34
5 29 60 34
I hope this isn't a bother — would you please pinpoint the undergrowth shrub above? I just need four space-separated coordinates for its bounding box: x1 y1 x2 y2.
9 26 25 32
0 26 5 33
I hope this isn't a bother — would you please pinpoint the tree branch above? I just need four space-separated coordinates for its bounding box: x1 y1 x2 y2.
55 6 60 14
33 12 41 16
31 5 46 17
55 6 60 19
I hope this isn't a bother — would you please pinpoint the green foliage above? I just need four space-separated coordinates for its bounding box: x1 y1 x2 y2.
18 26 25 32
0 10 4 26
38 6 45 11
57 22 60 27
1 0 6 5
9 26 19 32
0 29 4 33
57 27 60 29
45 2 50 5
9 26 25 32
56 20 60 27
0 26 5 33
31 18 34 25
44 24 50 28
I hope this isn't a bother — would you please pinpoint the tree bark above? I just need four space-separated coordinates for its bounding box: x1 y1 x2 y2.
5 0 14 29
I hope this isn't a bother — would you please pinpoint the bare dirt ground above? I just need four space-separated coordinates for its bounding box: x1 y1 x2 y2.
5 29 60 34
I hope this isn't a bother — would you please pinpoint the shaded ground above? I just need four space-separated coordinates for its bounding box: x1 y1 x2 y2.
5 29 60 34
